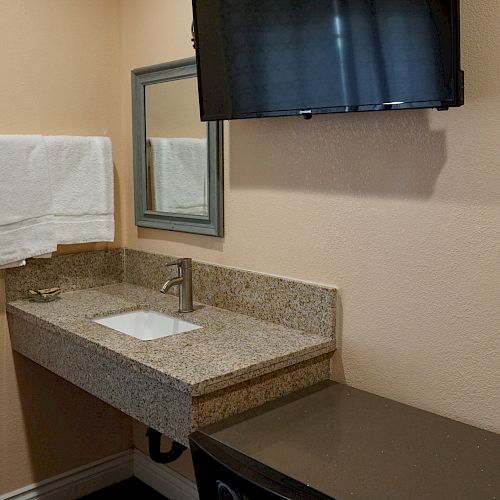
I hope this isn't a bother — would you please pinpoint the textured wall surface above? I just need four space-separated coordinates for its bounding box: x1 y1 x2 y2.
119 0 500 435
1 0 499 494
0 1 131 494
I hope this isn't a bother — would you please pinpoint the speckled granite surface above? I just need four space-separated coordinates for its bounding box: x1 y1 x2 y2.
6 249 337 444
5 249 124 301
8 283 334 394
192 354 331 429
8 312 193 444
6 248 336 340
7 283 334 444
125 249 336 339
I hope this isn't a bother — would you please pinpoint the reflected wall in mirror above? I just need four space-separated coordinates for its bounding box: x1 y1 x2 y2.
132 58 223 236
146 78 208 216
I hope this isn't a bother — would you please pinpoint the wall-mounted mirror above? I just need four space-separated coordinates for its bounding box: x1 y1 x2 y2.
132 58 223 236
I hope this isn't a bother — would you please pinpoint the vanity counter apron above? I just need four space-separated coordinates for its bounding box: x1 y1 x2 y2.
7 283 335 445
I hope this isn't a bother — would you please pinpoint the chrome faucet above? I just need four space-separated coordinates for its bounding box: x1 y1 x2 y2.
160 258 194 313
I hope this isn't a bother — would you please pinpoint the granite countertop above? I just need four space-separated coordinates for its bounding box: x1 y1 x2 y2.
7 283 335 397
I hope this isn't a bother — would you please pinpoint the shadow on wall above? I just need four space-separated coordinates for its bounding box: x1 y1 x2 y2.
229 109 447 199
11 353 132 483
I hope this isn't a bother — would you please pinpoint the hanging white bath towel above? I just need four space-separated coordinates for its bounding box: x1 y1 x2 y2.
0 135 57 268
44 136 114 244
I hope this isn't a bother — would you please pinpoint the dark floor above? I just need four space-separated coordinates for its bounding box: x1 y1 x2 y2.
79 477 167 499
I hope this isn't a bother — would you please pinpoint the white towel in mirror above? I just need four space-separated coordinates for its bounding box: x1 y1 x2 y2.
148 137 208 216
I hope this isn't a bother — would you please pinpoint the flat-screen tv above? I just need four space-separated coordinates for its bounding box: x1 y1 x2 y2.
192 0 463 121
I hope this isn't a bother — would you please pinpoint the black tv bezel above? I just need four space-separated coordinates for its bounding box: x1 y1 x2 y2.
192 0 463 122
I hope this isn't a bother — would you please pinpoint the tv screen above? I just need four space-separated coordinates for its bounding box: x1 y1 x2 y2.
192 0 463 121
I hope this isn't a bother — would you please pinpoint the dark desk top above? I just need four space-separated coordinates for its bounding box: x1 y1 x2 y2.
202 382 500 499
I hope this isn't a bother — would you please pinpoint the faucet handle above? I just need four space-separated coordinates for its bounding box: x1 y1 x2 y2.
166 258 192 269
166 259 182 268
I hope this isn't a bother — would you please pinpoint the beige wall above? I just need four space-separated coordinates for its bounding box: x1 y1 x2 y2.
1 0 499 494
0 1 131 494
119 0 500 436
146 77 206 138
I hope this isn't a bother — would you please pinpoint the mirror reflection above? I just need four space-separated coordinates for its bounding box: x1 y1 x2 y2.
145 78 208 217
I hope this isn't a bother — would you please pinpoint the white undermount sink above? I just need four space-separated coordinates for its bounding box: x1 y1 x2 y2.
93 310 202 340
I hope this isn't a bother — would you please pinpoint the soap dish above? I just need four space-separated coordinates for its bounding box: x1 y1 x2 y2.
29 287 62 302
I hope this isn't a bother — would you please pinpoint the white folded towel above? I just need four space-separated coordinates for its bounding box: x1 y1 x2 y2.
0 135 57 268
148 137 208 216
0 260 26 270
44 136 114 244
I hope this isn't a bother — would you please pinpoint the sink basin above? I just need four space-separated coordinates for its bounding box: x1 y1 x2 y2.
93 310 202 340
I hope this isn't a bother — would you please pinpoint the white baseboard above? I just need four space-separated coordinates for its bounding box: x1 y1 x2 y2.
134 450 199 500
0 450 133 500
0 449 199 500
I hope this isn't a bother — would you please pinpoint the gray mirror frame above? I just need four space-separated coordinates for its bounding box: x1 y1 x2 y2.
131 57 224 237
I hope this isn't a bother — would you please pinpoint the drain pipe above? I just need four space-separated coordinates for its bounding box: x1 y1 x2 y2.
146 427 187 464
